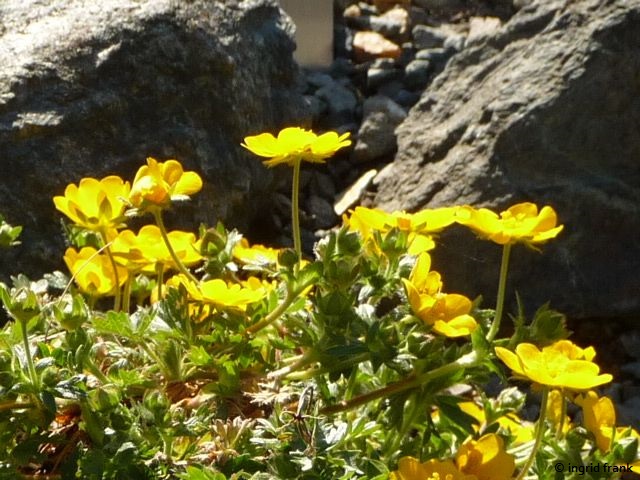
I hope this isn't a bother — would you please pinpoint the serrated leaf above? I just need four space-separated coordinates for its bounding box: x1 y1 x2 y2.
92 311 134 337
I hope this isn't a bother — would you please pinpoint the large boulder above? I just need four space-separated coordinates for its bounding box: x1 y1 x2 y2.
373 0 640 319
0 0 308 278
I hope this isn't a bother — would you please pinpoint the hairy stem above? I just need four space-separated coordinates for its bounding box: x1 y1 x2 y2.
516 388 548 480
488 243 512 342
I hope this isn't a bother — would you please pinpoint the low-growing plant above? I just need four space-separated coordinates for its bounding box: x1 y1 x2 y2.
0 127 637 479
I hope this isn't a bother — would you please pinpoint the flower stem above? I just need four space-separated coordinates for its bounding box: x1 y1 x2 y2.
100 229 121 312
268 349 318 379
245 288 295 336
20 318 40 390
153 210 198 284
488 243 512 342
156 263 164 301
321 351 478 415
556 389 567 440
0 400 34 412
122 276 132 314
516 388 548 480
291 158 302 265
285 352 371 381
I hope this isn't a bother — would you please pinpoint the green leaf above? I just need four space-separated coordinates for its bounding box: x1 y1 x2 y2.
434 395 477 435
92 311 135 338
179 466 226 480
293 262 323 294
530 303 570 345
189 345 213 366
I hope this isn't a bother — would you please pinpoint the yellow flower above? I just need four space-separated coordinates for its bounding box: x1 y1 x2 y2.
111 225 202 274
241 127 351 167
53 176 130 231
457 401 534 445
304 131 353 162
574 391 640 452
495 340 612 390
64 247 128 296
577 391 616 452
403 253 477 337
456 202 563 247
129 157 202 209
345 206 458 254
391 436 514 480
176 275 266 311
546 389 572 434
232 239 280 267
390 457 475 480
456 434 516 480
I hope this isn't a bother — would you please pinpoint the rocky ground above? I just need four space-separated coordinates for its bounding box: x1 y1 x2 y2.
272 0 640 429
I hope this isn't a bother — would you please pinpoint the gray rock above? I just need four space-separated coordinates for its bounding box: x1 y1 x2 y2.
353 95 406 163
412 25 449 49
412 0 467 13
415 48 450 63
306 71 335 90
0 0 309 278
371 57 398 69
315 82 358 116
369 13 407 40
330 58 357 78
367 66 403 90
304 95 326 122
373 0 640 319
404 59 432 89
379 80 421 107
307 195 338 230
443 34 466 52
309 172 337 201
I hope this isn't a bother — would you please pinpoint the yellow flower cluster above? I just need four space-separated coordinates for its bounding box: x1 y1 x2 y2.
345 202 563 253
345 206 458 254
391 433 515 480
54 158 203 298
402 252 476 337
53 158 267 315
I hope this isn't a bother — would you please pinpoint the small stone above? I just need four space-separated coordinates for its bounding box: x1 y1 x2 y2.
334 169 378 215
415 47 450 63
391 88 420 107
315 82 358 116
343 4 362 19
367 66 403 89
378 80 404 97
404 59 432 89
371 57 397 69
307 195 338 229
372 0 410 13
398 42 416 66
353 31 402 63
467 16 502 45
444 33 466 52
369 7 410 40
305 71 335 90
412 24 448 49
329 57 356 78
353 95 407 162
